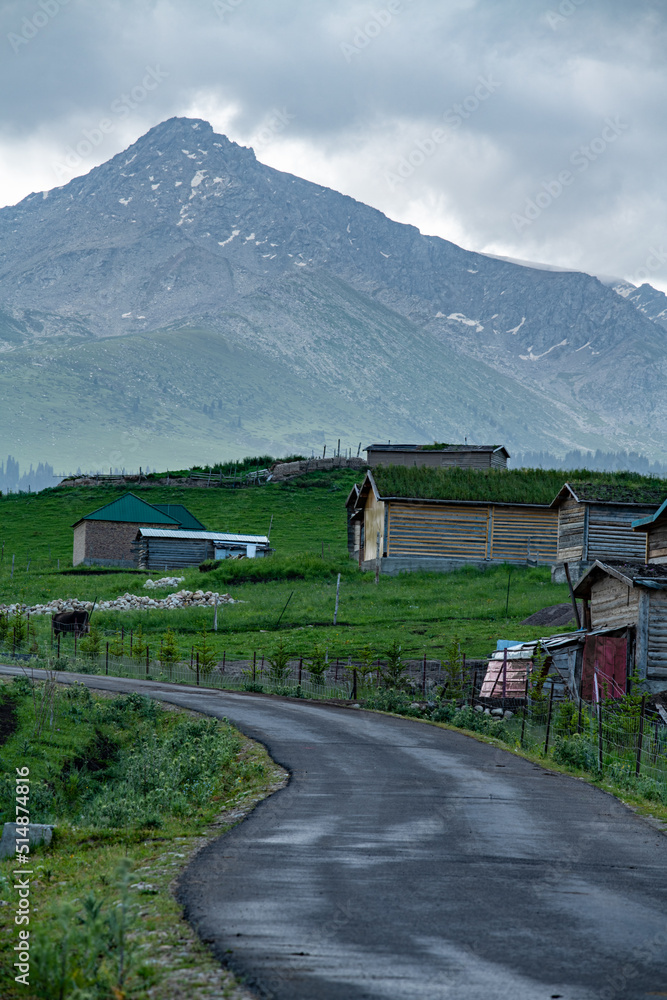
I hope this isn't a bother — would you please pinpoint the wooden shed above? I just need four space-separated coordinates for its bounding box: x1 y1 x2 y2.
72 493 186 568
136 529 271 570
550 483 665 585
574 561 667 693
633 499 667 564
365 443 509 470
350 471 557 574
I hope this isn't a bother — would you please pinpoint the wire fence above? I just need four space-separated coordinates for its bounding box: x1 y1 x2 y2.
2 635 666 803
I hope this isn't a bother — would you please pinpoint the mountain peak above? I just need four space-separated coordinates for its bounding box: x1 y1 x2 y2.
1 117 666 466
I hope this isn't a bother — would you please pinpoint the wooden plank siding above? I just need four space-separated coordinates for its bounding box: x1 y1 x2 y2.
589 575 640 630
586 504 655 562
363 491 386 562
385 502 556 564
491 507 557 562
556 498 586 562
648 591 667 677
647 523 667 564
139 537 211 570
387 503 488 558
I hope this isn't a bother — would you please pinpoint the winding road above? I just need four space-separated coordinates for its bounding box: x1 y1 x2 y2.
2 666 666 999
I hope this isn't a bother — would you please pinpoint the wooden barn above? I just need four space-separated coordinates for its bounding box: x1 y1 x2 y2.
365 443 509 470
574 561 667 693
633 499 667 564
72 493 204 568
550 483 665 585
350 471 557 574
135 529 271 570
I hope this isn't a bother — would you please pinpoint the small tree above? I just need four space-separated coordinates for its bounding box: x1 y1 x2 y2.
109 630 125 658
381 640 408 690
351 646 377 690
267 637 292 686
131 626 147 663
161 627 179 677
0 612 9 645
194 630 217 676
307 644 328 686
12 606 27 650
442 636 464 701
80 622 102 658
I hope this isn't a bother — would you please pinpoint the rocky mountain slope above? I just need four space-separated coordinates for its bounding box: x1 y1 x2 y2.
1 116 665 469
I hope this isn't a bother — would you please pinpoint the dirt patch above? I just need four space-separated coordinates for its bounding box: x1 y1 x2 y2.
521 602 581 627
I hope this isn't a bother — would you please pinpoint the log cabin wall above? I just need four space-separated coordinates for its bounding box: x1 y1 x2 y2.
647 523 667 563
366 449 507 470
556 498 586 563
384 501 557 564
363 491 386 562
589 575 640 630
647 590 667 680
586 504 655 562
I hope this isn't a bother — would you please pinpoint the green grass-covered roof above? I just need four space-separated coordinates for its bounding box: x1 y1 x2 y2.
370 466 667 506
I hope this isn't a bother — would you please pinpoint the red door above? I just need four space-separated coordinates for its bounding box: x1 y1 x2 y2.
581 636 627 700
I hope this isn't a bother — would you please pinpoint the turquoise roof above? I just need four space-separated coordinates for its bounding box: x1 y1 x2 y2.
632 497 667 530
74 493 182 527
153 504 206 531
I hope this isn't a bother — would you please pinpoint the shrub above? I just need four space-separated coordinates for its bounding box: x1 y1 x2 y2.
552 733 598 772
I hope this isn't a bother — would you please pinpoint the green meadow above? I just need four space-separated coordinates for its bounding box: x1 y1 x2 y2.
0 468 576 662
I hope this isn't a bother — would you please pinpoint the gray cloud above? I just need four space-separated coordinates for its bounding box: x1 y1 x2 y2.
1 0 666 290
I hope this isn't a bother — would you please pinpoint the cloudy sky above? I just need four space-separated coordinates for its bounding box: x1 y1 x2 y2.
2 0 666 291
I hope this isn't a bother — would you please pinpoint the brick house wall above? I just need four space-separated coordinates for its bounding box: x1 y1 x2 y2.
72 520 172 567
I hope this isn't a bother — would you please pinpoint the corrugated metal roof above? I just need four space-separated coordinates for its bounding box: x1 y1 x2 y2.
152 504 206 531
138 528 270 543
633 497 667 529
74 493 181 526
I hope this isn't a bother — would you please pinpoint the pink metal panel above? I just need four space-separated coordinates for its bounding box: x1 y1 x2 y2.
480 659 530 699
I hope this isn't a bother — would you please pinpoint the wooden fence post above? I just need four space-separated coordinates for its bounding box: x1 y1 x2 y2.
106 642 109 675
298 657 303 685
520 673 529 746
146 646 149 676
544 682 555 754
196 652 200 686
422 652 427 697
635 695 646 777
333 573 341 625
253 651 256 683
598 697 604 773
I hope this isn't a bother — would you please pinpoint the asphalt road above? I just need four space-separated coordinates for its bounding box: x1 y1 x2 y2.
2 666 666 1000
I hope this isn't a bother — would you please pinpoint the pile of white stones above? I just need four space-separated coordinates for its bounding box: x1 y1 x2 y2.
143 577 185 589
0 590 239 616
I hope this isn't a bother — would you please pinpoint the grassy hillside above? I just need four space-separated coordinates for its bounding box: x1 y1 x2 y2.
0 326 381 471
